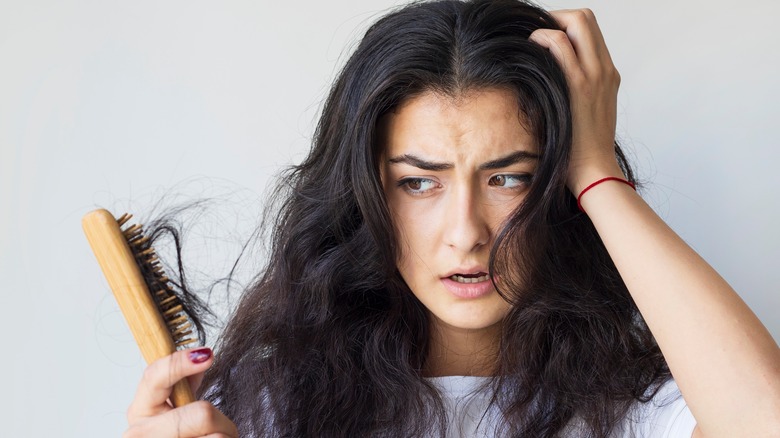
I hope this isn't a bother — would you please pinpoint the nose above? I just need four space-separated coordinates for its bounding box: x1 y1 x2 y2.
442 183 491 253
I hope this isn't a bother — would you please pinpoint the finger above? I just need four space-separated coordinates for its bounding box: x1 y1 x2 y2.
125 401 238 438
548 9 614 74
128 347 214 420
529 28 585 86
163 401 238 438
187 370 206 395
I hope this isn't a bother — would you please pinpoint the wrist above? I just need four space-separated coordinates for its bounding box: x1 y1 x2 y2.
568 163 626 196
576 176 636 212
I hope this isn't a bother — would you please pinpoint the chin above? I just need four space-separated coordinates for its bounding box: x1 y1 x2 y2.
433 305 509 332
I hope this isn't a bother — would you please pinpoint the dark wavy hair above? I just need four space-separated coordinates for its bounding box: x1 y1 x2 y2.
200 0 670 436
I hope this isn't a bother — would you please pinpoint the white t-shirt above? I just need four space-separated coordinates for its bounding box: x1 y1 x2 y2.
427 376 697 437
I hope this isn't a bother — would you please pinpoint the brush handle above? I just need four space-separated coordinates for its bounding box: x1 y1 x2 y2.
83 208 195 407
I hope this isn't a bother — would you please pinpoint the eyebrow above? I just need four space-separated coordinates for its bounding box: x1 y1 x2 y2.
387 150 539 171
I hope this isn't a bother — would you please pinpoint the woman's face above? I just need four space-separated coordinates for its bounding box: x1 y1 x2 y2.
381 87 538 335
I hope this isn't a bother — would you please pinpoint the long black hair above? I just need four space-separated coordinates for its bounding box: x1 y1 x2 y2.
200 1 670 436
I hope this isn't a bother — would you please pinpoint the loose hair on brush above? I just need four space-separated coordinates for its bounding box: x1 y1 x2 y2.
199 0 670 436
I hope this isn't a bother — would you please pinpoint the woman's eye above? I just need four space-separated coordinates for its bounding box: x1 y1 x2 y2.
489 174 532 189
398 177 439 195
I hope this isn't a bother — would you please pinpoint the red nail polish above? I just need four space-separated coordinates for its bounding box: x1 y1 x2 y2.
188 347 212 364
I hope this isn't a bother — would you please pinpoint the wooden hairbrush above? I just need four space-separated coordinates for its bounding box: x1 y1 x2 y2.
82 208 199 407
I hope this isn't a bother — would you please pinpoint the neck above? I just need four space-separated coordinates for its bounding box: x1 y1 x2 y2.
423 318 502 377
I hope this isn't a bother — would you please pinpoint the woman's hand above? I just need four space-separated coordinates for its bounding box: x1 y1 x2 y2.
531 9 780 437
529 9 624 196
123 347 238 438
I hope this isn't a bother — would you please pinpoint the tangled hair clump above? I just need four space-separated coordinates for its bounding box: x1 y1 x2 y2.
200 1 670 436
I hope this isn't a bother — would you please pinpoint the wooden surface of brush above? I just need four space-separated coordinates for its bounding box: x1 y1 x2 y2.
83 208 198 407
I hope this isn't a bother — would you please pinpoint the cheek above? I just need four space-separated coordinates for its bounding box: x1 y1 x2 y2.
484 196 523 235
385 191 424 257
393 211 424 264
389 207 438 285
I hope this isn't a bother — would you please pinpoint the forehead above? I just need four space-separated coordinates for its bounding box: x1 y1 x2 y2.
379 88 536 159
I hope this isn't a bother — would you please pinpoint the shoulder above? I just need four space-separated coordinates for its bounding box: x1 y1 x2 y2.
614 379 697 438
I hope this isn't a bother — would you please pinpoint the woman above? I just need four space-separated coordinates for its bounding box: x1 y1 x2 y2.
122 1 780 436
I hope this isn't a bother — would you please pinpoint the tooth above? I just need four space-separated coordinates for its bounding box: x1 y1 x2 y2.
449 274 490 284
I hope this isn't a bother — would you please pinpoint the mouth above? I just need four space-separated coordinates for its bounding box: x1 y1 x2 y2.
448 273 490 283
441 269 494 299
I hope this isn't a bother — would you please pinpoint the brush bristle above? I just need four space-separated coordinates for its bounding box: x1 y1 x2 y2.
119 213 198 348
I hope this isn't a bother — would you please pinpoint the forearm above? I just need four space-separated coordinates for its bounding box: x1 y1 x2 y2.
581 181 780 437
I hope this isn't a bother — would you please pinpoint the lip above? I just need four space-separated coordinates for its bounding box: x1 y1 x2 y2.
441 277 494 299
441 266 493 299
442 266 489 278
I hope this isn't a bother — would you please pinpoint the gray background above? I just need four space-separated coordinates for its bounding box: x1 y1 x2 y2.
1 0 777 436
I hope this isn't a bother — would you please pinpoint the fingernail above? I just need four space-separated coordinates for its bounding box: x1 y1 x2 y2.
188 347 212 364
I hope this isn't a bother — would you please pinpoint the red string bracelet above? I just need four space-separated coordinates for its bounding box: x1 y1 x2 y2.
576 177 636 212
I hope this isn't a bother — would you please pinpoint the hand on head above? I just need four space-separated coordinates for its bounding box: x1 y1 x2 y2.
529 9 625 195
